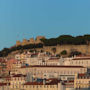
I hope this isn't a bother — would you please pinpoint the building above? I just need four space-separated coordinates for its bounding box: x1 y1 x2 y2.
10 74 26 89
0 83 10 90
17 65 87 79
21 78 65 90
6 59 18 71
62 56 90 68
74 73 90 89
0 58 7 76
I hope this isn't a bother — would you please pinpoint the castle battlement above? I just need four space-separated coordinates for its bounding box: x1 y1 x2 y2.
16 36 45 46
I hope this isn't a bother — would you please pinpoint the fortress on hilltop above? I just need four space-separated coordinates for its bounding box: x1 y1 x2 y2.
15 35 90 55
16 36 45 46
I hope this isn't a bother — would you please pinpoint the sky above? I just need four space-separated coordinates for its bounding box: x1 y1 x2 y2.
0 0 90 50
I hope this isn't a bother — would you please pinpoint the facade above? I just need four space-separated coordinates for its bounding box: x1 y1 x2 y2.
74 73 90 89
20 78 65 90
6 59 18 71
0 58 7 76
1 52 90 90
0 83 10 90
17 65 87 79
10 74 26 89
63 56 90 68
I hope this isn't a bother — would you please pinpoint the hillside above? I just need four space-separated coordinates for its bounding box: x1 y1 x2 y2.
0 34 90 57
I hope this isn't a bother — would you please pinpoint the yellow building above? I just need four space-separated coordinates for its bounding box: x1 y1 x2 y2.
20 78 65 90
74 73 90 89
10 74 26 89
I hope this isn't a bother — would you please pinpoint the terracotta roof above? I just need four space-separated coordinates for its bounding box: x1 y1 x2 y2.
64 80 74 83
21 65 85 68
76 55 90 57
24 79 60 85
78 73 90 79
48 57 60 60
13 74 26 77
46 79 60 85
4 76 11 80
0 83 8 86
78 73 86 77
24 82 43 85
73 58 90 60
63 80 74 88
31 53 38 56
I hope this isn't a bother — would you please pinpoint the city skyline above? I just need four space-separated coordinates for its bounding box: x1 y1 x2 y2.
0 0 90 50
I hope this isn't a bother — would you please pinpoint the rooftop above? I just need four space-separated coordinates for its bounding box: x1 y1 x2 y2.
21 65 85 68
24 79 60 85
13 74 26 77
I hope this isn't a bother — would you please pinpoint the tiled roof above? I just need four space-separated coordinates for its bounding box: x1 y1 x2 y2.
21 65 85 68
24 82 43 85
48 57 60 60
78 73 86 77
76 55 90 57
0 59 6 63
0 83 8 86
64 80 74 83
73 58 90 60
78 73 90 79
13 74 26 77
24 79 60 85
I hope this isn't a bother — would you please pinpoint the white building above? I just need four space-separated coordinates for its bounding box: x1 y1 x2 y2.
17 65 87 79
74 73 90 89
63 56 90 68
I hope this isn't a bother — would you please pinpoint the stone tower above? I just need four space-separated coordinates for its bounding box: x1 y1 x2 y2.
29 38 35 44
35 36 45 44
16 40 21 46
22 39 29 46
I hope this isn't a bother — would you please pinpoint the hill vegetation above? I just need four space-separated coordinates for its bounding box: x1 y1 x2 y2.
41 34 90 46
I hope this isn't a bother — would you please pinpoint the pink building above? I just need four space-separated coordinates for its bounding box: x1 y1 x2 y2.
6 59 17 71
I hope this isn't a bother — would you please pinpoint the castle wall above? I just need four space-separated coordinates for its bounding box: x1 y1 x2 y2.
16 36 45 46
16 36 90 55
43 45 90 54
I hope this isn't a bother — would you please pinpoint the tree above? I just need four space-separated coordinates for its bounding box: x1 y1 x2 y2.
61 50 67 55
69 51 81 57
56 54 60 57
51 48 56 55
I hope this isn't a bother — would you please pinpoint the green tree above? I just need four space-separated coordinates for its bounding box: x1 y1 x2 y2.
51 48 56 55
61 50 67 55
69 51 81 57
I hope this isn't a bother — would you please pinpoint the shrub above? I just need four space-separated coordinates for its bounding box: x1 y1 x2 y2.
61 50 67 55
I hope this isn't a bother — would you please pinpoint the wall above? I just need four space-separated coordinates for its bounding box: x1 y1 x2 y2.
43 45 90 54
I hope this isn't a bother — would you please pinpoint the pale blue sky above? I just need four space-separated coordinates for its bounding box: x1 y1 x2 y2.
0 0 90 50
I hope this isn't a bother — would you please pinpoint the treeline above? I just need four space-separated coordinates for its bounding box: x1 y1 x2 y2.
0 43 43 57
0 34 90 57
41 34 90 46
